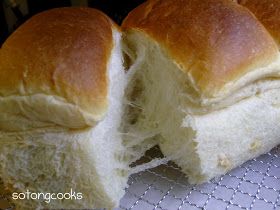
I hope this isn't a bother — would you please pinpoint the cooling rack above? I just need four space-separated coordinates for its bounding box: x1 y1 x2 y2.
0 146 279 210
118 146 280 210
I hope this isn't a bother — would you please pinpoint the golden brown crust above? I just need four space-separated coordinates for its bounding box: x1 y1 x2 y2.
0 7 115 121
122 0 278 97
239 0 280 47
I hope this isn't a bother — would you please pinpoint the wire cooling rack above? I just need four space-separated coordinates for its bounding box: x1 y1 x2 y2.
118 146 280 210
0 146 279 210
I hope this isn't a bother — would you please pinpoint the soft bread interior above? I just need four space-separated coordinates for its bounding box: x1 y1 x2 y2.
123 30 280 183
182 88 280 182
0 30 129 209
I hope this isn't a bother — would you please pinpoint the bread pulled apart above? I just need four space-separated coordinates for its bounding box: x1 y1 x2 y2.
122 0 280 183
2 0 280 209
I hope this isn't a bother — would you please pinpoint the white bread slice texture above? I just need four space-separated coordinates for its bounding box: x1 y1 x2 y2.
176 88 280 183
0 8 129 209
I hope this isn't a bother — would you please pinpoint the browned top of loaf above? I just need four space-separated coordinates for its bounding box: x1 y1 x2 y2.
239 0 280 47
122 0 279 97
0 7 115 120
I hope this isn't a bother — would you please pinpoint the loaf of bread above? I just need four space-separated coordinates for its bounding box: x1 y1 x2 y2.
2 0 280 208
122 0 280 183
0 7 130 209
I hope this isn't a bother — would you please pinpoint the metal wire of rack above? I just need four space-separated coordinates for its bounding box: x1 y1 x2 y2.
0 146 279 210
118 146 280 210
